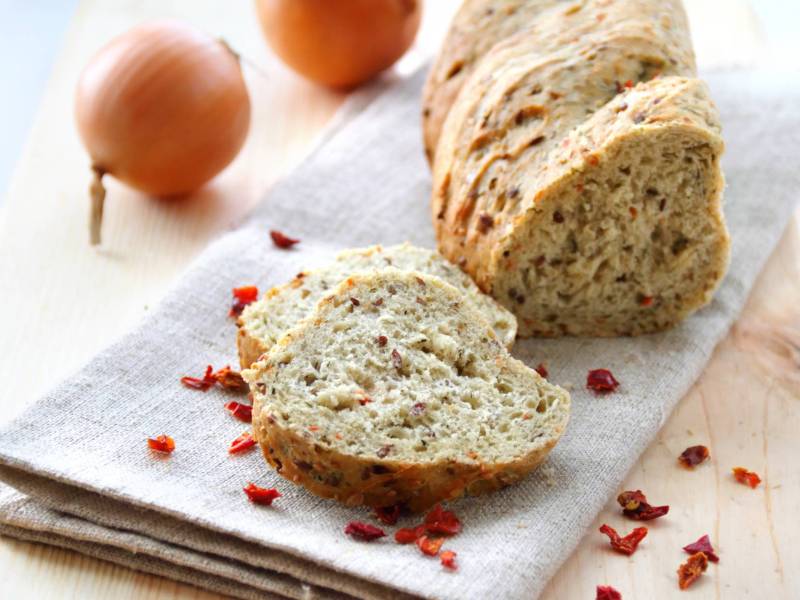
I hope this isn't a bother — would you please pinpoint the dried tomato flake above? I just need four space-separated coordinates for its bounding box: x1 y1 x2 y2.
596 585 622 600
147 434 175 453
424 504 462 535
181 365 248 392
440 550 458 570
587 369 620 393
535 363 549 378
732 466 761 488
394 526 422 544
678 445 710 469
214 366 248 392
344 521 386 542
416 535 444 556
181 365 216 391
683 534 719 563
373 505 401 526
617 490 669 521
229 432 256 454
243 483 280 506
599 524 648 555
624 79 634 89
270 229 300 249
358 397 372 406
230 285 259 317
639 295 653 307
391 349 402 370
410 402 427 416
376 335 388 347
350 297 360 306
225 401 253 423
677 552 708 590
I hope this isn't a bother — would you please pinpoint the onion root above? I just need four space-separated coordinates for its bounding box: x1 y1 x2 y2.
89 167 106 246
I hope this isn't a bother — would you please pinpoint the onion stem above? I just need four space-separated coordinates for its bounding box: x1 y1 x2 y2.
89 167 106 246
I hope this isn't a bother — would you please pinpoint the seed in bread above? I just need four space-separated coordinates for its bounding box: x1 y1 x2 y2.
237 243 517 368
244 269 570 511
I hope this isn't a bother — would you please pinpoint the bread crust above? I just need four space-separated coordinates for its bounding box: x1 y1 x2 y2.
246 271 570 512
422 0 694 162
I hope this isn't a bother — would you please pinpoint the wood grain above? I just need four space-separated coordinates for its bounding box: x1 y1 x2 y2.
0 1 796 598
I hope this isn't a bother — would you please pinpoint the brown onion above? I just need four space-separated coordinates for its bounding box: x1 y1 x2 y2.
75 20 251 244
255 0 422 89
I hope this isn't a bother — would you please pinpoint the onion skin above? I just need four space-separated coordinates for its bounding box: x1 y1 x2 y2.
255 0 422 89
75 20 250 243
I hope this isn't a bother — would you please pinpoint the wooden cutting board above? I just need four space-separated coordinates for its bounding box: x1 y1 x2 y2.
0 1 796 598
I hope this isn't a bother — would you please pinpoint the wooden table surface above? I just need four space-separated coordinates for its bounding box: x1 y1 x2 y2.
0 1 797 598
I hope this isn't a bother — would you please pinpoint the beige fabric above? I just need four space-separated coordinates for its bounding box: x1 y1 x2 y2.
0 67 797 600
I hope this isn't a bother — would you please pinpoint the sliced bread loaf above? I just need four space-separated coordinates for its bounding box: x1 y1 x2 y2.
237 243 517 368
244 269 570 511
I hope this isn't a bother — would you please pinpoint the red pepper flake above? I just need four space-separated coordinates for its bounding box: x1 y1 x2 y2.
587 369 620 393
229 432 256 454
147 434 175 454
617 490 669 521
416 535 444 556
535 362 549 378
639 295 653 307
425 504 462 535
308 425 320 432
410 402 427 416
678 445 710 469
243 483 281 506
270 229 299 249
732 466 761 488
599 524 648 555
596 585 622 600
677 552 708 590
181 365 216 391
440 550 458 570
624 79 634 89
213 366 248 392
373 505 401 526
394 526 424 544
181 365 248 392
350 297 360 306
225 401 253 423
230 285 259 317
391 349 403 370
344 521 386 542
683 534 719 563
358 397 372 406
376 335 388 347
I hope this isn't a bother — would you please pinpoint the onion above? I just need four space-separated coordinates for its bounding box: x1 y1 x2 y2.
75 20 251 245
255 0 422 89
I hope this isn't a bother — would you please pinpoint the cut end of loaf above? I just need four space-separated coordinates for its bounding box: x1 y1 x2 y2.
246 270 569 510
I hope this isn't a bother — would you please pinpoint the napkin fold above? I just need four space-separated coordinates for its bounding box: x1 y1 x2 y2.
0 67 797 600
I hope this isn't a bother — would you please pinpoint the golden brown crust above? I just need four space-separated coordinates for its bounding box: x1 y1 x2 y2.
252 362 564 512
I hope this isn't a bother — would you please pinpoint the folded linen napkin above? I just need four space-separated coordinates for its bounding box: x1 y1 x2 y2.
0 67 797 600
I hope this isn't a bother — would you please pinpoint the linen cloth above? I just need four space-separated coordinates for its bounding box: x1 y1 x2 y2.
0 67 797 600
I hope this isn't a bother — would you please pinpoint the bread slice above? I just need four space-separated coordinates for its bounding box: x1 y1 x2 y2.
244 270 570 511
422 0 695 162
237 243 517 368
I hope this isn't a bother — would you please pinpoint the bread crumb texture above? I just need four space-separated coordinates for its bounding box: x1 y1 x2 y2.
244 270 570 511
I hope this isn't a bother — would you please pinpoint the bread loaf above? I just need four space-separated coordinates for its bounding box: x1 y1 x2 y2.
237 243 517 368
429 0 730 336
244 269 570 511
